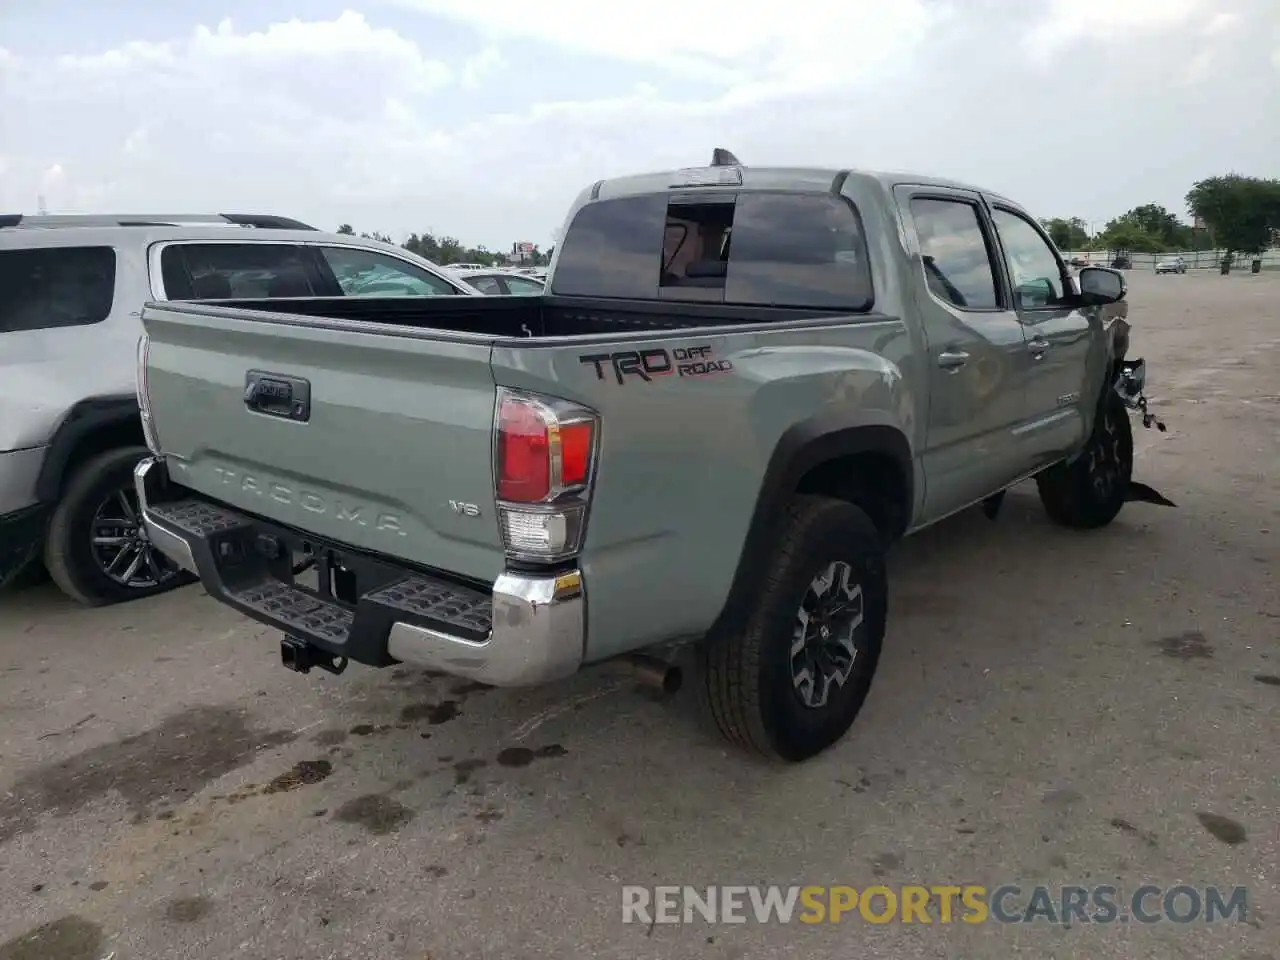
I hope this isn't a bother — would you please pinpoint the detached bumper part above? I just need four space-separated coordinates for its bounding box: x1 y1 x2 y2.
1114 358 1166 432
133 457 585 686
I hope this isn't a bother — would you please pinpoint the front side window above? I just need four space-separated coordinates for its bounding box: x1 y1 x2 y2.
319 246 460 297
991 209 1067 310
909 198 1000 310
0 246 116 333
161 243 317 299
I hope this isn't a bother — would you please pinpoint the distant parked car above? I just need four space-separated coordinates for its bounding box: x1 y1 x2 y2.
455 270 546 296
1155 256 1187 275
1069 256 1089 267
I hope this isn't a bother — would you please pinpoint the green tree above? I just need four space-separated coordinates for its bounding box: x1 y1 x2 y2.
1186 174 1280 258
1095 221 1164 257
1040 217 1091 250
336 223 355 235
1113 204 1189 248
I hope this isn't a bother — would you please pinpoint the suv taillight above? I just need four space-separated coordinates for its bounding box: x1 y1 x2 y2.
136 333 162 455
494 388 598 563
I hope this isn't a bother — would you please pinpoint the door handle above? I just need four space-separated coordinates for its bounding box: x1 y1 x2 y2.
1027 338 1051 359
937 350 970 372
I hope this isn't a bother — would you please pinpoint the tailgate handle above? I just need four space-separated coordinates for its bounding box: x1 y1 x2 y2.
244 371 311 422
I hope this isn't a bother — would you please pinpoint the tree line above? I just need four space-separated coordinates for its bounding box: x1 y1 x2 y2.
335 224 553 267
1040 174 1280 258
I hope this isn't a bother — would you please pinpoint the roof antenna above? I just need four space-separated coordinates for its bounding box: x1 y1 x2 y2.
710 148 741 167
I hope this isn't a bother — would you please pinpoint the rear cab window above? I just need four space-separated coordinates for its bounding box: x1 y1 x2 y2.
0 246 117 333
551 190 874 310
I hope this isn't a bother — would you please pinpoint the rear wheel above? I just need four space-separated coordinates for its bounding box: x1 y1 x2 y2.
44 446 193 606
1036 389 1133 529
701 496 888 762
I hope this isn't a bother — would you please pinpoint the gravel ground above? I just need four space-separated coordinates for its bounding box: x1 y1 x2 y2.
1 271 1277 960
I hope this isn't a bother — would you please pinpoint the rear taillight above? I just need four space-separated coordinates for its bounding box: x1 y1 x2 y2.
494 388 599 563
136 334 162 455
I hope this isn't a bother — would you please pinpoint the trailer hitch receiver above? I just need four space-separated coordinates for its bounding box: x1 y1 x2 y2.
281 635 349 675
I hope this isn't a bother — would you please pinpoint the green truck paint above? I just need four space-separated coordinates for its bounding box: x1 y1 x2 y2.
135 160 1154 761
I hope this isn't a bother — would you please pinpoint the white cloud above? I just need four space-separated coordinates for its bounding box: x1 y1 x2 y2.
122 127 149 156
1184 48 1216 83
1025 0 1206 60
461 46 505 88
1 3 1276 246
388 0 943 96
1206 11 1242 33
40 164 65 189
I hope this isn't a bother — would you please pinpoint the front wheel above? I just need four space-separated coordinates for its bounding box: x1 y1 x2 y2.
1036 389 1134 529
44 446 194 606
700 496 888 762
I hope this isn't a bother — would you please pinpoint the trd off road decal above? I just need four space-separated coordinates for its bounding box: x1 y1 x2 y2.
579 345 733 385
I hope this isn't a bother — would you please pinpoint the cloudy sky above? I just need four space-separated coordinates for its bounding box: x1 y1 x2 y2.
1 0 1277 251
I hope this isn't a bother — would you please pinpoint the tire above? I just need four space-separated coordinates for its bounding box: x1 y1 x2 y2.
1035 389 1133 530
44 446 194 606
700 496 888 762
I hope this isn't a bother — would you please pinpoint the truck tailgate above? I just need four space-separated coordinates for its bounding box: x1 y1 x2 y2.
141 304 504 584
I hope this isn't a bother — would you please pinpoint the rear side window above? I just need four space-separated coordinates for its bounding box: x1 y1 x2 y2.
505 276 545 296
466 275 505 295
551 191 873 310
160 243 318 299
908 198 1000 310
0 246 116 333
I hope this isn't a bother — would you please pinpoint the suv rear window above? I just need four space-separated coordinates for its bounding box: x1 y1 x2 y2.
551 191 874 310
160 243 320 299
0 246 116 333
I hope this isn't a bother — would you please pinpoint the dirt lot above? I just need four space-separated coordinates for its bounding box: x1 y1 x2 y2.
1 271 1277 960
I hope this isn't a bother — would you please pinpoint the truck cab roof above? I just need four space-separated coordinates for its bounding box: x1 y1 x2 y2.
590 164 1009 206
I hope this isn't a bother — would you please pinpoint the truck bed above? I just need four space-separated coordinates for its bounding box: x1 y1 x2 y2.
187 295 852 339
139 291 909 664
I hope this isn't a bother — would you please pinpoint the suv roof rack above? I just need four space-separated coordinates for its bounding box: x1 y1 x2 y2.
0 213 317 231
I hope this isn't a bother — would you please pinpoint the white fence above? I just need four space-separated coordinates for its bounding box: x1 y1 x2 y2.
1061 248 1280 272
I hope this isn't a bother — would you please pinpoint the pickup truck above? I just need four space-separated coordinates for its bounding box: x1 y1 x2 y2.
134 155 1168 762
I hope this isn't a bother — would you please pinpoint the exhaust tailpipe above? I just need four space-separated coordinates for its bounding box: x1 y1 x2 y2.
622 653 683 696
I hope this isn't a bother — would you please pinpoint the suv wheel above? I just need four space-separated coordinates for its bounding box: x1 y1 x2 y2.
44 447 193 606
701 496 888 762
1035 389 1133 529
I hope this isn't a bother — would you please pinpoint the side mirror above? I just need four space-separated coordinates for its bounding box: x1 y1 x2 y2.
1078 266 1126 306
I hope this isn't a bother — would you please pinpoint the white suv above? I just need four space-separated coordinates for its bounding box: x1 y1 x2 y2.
0 213 478 605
